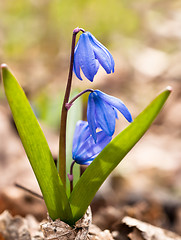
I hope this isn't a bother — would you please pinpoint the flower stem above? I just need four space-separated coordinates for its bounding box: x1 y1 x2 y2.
59 28 84 188
65 88 94 110
68 160 76 193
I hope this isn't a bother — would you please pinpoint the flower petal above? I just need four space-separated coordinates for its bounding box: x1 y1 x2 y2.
73 40 83 80
72 121 90 159
113 107 119 119
87 32 115 74
73 130 112 165
87 93 97 142
76 33 99 81
95 90 133 122
93 91 116 136
90 33 115 71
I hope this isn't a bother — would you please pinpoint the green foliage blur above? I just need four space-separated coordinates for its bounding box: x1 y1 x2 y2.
1 0 180 60
0 0 180 126
0 0 139 59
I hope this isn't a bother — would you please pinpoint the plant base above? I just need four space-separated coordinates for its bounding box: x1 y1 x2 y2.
41 207 92 240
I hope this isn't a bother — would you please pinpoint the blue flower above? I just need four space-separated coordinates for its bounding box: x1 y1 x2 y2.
72 120 112 165
87 90 133 142
73 32 115 82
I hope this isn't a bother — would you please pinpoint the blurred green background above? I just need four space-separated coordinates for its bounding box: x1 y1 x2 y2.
0 0 180 128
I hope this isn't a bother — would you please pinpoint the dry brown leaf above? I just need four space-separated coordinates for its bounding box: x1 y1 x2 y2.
122 216 181 240
0 211 43 240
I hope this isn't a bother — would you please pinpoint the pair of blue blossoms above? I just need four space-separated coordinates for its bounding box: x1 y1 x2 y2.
72 31 132 165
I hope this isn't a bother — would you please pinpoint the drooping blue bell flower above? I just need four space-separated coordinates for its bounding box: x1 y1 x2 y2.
73 31 115 82
87 90 133 142
72 120 112 165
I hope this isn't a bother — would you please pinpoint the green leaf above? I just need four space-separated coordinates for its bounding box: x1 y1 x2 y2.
69 87 172 223
1 64 73 224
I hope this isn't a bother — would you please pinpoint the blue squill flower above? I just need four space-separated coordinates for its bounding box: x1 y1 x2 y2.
72 120 112 165
73 32 115 82
87 90 133 142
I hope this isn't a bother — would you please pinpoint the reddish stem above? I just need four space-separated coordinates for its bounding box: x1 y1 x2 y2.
58 28 84 188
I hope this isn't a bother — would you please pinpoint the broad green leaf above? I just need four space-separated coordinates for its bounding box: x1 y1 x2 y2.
66 90 82 196
69 87 171 223
1 64 73 224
